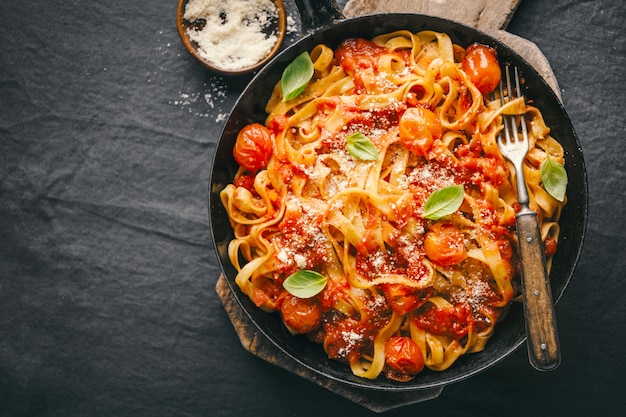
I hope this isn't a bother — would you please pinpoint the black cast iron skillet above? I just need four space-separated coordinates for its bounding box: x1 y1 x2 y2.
208 0 588 391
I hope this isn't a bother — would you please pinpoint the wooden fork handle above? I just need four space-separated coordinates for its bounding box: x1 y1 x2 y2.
516 210 561 371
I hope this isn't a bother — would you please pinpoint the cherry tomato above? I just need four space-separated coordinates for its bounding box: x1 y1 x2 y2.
384 336 425 376
335 38 386 74
413 303 471 340
424 222 467 266
399 107 442 157
323 317 363 363
280 293 322 334
381 284 432 316
462 43 501 95
233 123 273 172
336 38 389 93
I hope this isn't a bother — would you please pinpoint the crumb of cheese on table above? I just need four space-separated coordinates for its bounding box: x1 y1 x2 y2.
184 0 279 71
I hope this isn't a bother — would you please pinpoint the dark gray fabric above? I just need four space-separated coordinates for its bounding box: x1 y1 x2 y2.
1 0 624 415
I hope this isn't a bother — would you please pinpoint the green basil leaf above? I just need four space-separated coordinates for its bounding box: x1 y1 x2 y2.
283 270 327 299
281 52 314 102
423 185 465 220
540 156 568 202
346 132 379 161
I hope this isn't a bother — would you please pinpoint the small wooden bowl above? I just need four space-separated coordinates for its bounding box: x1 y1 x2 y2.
176 0 287 76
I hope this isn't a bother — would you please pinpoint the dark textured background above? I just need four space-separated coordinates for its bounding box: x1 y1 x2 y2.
1 0 624 416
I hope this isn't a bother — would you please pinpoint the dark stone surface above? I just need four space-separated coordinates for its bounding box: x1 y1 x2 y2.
0 0 624 415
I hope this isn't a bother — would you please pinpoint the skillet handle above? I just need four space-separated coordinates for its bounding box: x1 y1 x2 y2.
293 0 345 33
516 210 561 371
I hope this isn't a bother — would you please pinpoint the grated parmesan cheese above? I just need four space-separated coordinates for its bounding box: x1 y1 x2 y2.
293 254 308 269
336 330 363 358
277 249 290 264
184 0 279 71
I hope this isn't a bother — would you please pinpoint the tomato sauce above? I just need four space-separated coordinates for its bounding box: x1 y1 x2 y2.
544 237 558 256
412 303 472 340
233 174 255 192
336 38 410 94
336 38 387 74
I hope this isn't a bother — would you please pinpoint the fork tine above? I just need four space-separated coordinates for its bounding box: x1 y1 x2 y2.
499 65 513 144
514 66 529 141
497 63 530 204
507 66 521 144
498 65 528 145
508 67 521 144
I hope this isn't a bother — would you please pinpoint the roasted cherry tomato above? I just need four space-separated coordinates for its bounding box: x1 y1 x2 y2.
233 123 273 172
323 317 363 363
462 43 501 95
424 222 467 266
399 107 442 157
280 293 322 334
413 303 471 340
385 336 425 377
381 284 431 316
336 38 386 74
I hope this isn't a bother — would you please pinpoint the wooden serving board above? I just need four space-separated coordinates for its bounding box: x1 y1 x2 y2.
216 0 560 411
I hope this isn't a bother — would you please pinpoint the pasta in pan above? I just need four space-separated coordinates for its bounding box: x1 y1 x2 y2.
220 30 567 381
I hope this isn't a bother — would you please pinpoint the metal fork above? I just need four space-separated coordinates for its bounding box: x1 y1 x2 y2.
497 65 560 371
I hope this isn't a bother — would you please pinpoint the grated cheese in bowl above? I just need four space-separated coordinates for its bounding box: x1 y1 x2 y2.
183 0 280 71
